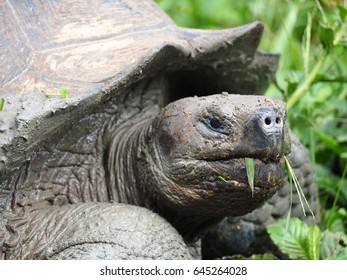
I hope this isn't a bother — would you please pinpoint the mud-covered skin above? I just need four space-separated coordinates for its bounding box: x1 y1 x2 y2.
201 134 320 259
1 76 289 259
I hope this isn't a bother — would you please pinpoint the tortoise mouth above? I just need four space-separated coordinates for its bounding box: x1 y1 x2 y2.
206 155 286 192
164 155 286 218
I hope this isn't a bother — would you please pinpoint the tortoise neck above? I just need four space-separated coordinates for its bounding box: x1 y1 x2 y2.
106 115 222 243
130 120 223 243
106 118 153 207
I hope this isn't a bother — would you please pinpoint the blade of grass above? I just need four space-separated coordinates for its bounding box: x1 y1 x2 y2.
284 156 315 218
271 3 298 53
285 168 294 242
303 13 312 78
246 157 255 197
315 0 328 24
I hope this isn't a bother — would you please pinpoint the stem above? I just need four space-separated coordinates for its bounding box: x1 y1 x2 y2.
303 13 312 78
315 0 327 24
314 77 347 83
45 93 61 97
286 52 327 109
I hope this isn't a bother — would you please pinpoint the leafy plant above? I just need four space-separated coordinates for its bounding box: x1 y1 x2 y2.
267 217 347 260
267 218 320 260
323 207 347 233
320 229 347 259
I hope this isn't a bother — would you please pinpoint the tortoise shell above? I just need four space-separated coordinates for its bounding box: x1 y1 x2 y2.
0 0 278 201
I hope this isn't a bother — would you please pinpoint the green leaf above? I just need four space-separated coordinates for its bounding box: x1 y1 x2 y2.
307 224 321 260
323 208 347 233
316 164 347 206
245 157 255 197
334 249 347 260
320 230 347 260
313 128 345 154
337 5 347 21
319 24 334 50
0 98 4 111
286 81 299 95
266 218 309 259
289 112 314 128
60 88 69 99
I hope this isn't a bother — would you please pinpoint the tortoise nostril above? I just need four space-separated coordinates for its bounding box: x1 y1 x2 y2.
264 116 281 126
265 117 272 126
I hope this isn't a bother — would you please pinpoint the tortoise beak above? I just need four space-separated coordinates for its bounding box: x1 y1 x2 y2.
238 107 290 162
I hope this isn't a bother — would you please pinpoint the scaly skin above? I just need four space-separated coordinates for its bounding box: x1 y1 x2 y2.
1 77 290 259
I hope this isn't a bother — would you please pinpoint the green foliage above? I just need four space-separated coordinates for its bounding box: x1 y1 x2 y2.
267 217 347 260
267 218 321 260
322 207 347 233
320 229 347 259
156 0 347 259
316 164 347 207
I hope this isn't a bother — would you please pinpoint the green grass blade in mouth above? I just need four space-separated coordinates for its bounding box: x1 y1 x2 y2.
246 157 255 197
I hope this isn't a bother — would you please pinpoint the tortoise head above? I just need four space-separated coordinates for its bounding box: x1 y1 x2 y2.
149 93 290 218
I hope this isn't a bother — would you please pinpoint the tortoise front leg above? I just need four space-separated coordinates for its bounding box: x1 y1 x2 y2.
3 203 192 260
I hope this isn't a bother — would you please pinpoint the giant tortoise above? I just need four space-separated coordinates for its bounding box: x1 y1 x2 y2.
0 0 319 259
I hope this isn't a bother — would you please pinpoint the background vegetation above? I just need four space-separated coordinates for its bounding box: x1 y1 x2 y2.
155 0 347 259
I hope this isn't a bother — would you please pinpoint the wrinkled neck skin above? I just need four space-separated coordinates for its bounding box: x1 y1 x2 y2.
106 119 150 206
106 117 217 243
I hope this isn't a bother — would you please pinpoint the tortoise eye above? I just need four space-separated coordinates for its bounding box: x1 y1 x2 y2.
209 117 222 129
203 116 224 133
